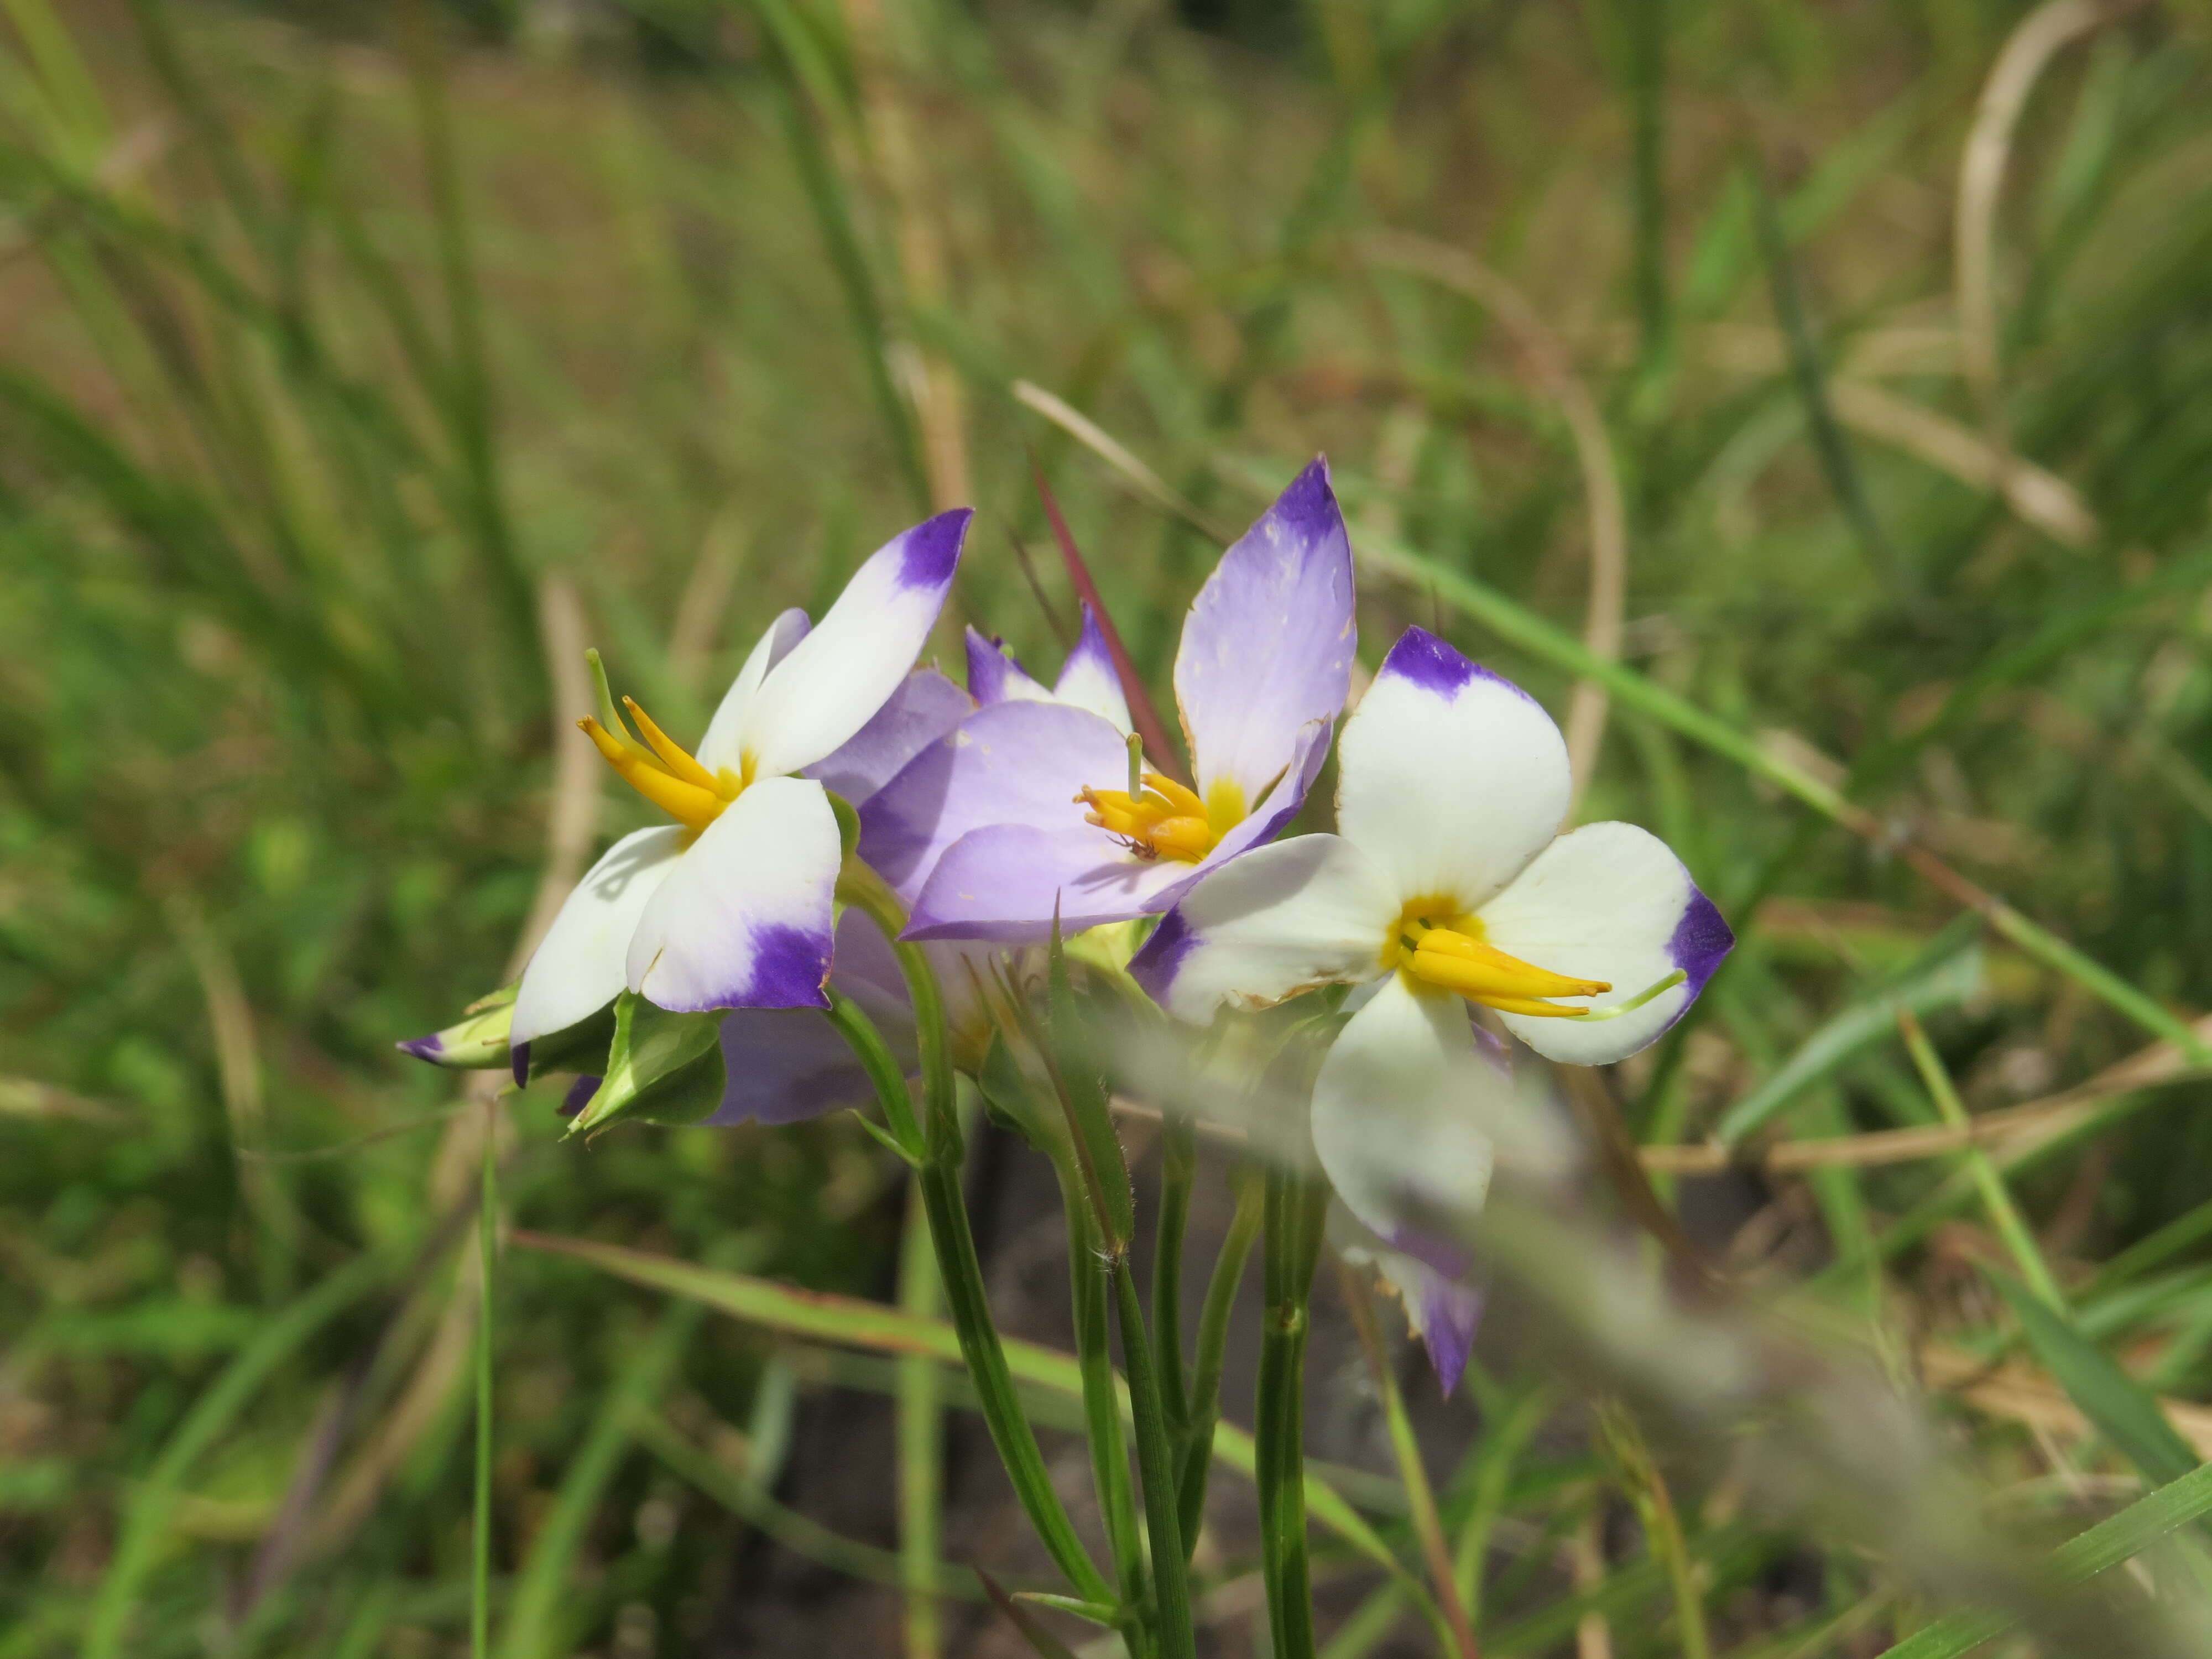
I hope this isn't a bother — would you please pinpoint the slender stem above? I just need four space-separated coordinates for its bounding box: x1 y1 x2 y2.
1337 1262 1479 1659
1596 1404 1708 1659
896 1179 945 1659
1177 1166 1262 1552
1154 1112 1196 1432
1258 1167 1329 1659
837 870 1114 1605
1111 1255 1198 1659
472 1099 496 1659
1050 1145 1150 1652
1896 1006 2067 1306
824 987 924 1157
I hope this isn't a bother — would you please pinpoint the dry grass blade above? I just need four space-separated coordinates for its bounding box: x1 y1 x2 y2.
1357 232 1628 809
1642 1012 2212 1174
1955 0 2144 435
1829 379 2099 550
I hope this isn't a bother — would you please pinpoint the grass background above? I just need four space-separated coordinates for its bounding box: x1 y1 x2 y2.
4 0 2212 1652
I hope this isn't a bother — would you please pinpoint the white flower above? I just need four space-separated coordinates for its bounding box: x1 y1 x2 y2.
507 510 971 1068
1131 624 1731 1248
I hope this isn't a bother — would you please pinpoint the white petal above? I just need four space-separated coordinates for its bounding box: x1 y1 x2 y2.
1335 627 1569 912
1311 975 1499 1249
1479 821 1731 1066
1129 834 1397 1022
734 510 971 779
627 776 842 1011
511 827 685 1047
696 608 811 776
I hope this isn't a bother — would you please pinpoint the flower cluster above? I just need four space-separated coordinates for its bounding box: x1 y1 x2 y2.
405 457 1731 1389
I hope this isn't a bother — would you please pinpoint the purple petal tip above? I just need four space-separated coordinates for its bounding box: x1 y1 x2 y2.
1266 455 1339 539
1419 1277 1484 1397
735 921 835 1010
1129 907 1197 1007
559 1075 601 1117
1669 885 1735 995
397 1034 442 1063
510 1041 531 1088
898 507 972 592
1378 625 1536 705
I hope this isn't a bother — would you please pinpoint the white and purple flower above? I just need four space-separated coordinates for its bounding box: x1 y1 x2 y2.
1130 625 1731 1270
505 509 971 1077
859 459 1356 943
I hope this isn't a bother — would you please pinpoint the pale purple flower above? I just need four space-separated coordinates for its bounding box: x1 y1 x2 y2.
861 459 1356 943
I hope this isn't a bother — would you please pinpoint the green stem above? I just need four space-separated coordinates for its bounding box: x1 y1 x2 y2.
823 987 924 1158
1177 1166 1262 1552
1258 1167 1329 1659
1048 1145 1149 1652
1154 1113 1196 1433
1337 1262 1477 1659
837 872 1114 1606
1896 1006 2067 1307
896 1179 945 1659
472 1100 496 1659
1111 1254 1198 1659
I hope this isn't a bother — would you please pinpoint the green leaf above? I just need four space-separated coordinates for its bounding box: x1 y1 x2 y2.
979 1570 1083 1659
1716 937 1984 1144
510 1230 1412 1579
1984 1269 2200 1487
568 992 726 1135
1876 1458 2212 1659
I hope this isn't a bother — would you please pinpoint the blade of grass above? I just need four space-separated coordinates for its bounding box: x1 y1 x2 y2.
494 1301 705 1659
1875 1455 2212 1659
83 1245 398 1659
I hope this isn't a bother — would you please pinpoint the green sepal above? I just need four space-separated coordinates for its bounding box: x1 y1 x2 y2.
567 992 726 1136
398 982 517 1070
523 1001 618 1085
975 1031 1056 1150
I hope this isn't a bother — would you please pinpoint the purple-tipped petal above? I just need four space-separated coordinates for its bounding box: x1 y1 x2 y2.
1405 1264 1484 1397
964 628 1051 706
397 1034 444 1062
806 668 973 807
1052 604 1133 733
1334 625 1568 912
731 509 972 779
627 778 840 1013
1174 456 1355 808
1477 822 1732 1066
858 698 1134 907
560 1075 602 1117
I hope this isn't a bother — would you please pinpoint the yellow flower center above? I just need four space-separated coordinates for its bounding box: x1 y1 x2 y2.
1385 900 1610 1020
580 697 747 836
1076 772 1246 864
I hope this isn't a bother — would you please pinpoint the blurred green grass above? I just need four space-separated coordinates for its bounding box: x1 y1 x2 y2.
4 0 2212 1653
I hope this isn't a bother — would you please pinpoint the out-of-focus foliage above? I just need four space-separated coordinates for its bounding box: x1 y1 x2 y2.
4 0 2212 1652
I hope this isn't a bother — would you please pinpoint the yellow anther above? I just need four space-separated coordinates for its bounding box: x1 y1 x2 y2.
1075 779 1224 865
1146 816 1214 860
1394 916 1610 1018
1143 773 1207 818
622 696 726 796
580 717 727 832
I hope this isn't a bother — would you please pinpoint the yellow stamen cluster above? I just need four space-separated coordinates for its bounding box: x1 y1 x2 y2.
1389 906 1610 1019
1078 771 1242 864
581 695 744 835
